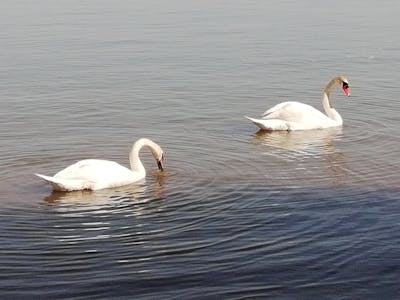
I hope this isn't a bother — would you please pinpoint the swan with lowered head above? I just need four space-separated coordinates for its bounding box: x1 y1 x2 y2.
35 138 164 191
245 76 350 130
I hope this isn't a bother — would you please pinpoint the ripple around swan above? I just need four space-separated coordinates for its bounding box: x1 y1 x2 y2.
243 127 352 187
242 107 400 189
342 104 400 188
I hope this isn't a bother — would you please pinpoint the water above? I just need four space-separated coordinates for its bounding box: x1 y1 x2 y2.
1 0 400 298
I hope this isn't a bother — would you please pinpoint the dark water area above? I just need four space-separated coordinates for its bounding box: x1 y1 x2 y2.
2 186 400 299
1 0 400 298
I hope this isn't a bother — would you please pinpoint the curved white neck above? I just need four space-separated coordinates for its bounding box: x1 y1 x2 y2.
322 79 343 125
129 138 160 175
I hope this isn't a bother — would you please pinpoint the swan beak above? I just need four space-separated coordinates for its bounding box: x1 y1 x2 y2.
157 155 164 171
342 85 350 97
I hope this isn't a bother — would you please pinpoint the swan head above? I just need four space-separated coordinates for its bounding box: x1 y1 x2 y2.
131 138 165 172
157 153 165 171
150 145 164 171
338 76 350 97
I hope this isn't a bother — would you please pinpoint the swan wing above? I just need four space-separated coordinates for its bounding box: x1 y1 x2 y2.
262 102 294 117
244 116 290 131
54 159 128 179
35 173 93 191
262 101 329 123
46 159 142 190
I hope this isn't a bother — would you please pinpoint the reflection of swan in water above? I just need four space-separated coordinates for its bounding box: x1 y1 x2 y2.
250 127 349 184
251 127 343 155
42 185 156 244
43 167 169 212
43 183 165 218
44 184 147 206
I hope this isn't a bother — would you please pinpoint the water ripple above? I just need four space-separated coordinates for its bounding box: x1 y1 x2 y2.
1 0 400 298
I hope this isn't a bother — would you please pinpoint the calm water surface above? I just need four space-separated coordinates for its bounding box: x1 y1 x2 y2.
1 0 400 298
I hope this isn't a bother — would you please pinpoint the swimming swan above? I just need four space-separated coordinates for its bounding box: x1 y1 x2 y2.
35 138 164 191
245 76 350 131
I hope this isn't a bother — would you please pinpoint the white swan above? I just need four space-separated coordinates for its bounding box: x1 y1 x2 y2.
35 138 164 191
245 76 350 131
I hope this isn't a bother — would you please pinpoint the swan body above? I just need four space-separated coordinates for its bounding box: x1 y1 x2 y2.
245 76 350 131
35 138 164 191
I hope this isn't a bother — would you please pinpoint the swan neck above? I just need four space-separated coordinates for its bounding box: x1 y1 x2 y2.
323 77 339 95
322 91 333 111
129 138 160 174
129 140 146 174
322 89 342 125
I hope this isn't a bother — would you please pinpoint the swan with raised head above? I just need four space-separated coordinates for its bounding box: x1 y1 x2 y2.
35 138 164 191
245 76 350 131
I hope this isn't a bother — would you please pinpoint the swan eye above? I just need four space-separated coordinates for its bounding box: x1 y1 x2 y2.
342 82 349 88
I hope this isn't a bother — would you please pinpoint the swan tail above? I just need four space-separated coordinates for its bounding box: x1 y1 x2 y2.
244 116 290 131
35 173 88 191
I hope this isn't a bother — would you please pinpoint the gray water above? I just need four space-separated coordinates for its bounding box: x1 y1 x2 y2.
1 0 400 298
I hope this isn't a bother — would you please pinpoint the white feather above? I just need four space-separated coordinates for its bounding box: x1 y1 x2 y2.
35 138 164 191
246 76 350 131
